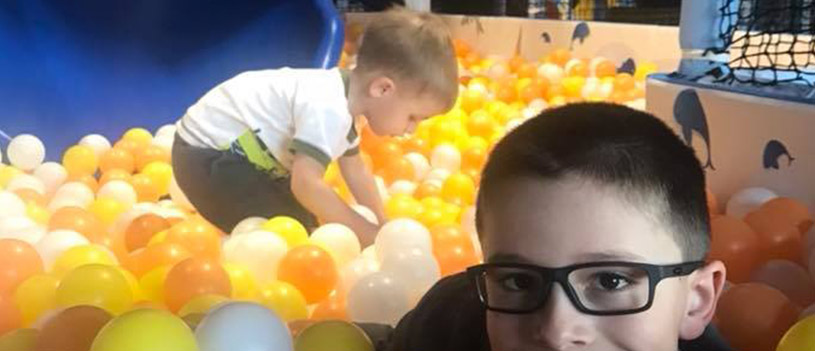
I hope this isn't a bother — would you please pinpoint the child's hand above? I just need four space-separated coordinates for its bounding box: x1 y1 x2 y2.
290 154 383 247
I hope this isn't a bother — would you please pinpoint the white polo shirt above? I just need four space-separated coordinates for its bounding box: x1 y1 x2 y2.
176 67 360 173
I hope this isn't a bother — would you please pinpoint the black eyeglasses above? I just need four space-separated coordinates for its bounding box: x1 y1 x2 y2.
467 261 704 316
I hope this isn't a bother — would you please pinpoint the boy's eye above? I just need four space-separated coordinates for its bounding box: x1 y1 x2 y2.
499 273 538 292
590 272 632 291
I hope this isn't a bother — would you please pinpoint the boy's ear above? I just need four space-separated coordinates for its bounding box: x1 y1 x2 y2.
679 260 727 340
368 76 396 98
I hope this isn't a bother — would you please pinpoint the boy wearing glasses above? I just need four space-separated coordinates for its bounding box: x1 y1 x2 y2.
381 103 731 351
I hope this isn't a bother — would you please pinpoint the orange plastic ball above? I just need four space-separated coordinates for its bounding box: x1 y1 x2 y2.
594 60 617 78
745 209 803 264
0 239 43 294
165 219 222 260
414 182 442 199
164 257 231 312
13 188 47 207
709 216 761 283
507 56 524 73
125 242 192 277
99 148 135 174
130 174 162 202
401 137 431 157
0 293 22 336
545 49 571 67
311 292 348 321
760 197 813 234
435 241 479 277
99 169 132 186
716 283 801 351
460 88 486 114
567 60 589 77
49 206 107 244
614 73 636 92
462 145 488 171
277 245 339 304
113 139 140 155
381 157 415 184
453 39 471 58
516 62 537 80
134 145 170 172
370 141 403 170
68 173 99 193
466 110 496 139
125 214 171 252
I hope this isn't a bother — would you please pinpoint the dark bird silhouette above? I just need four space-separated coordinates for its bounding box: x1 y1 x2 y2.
674 89 715 170
541 32 551 44
763 140 795 169
570 22 590 50
618 58 636 75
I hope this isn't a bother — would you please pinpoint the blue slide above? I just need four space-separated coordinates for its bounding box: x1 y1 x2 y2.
0 0 345 159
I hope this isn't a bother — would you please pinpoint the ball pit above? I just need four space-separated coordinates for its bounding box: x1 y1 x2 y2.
0 31 811 351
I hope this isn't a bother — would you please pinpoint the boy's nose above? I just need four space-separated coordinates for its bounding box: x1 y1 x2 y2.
531 284 596 349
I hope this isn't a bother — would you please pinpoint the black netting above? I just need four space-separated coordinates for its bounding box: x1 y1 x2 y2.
713 0 815 87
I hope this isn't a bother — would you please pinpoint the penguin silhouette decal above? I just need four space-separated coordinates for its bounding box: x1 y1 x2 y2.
763 140 795 169
570 22 590 50
618 58 636 75
674 89 715 170
541 32 551 44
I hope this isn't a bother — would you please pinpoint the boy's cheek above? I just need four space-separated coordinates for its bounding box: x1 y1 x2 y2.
486 311 525 351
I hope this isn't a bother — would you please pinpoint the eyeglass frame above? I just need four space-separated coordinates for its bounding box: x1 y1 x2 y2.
467 260 705 316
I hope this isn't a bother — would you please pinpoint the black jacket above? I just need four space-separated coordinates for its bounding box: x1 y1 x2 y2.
359 273 732 351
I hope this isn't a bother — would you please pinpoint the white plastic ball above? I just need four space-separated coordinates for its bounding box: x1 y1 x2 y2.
0 216 37 237
311 223 361 267
389 180 417 197
598 82 614 99
538 63 564 84
231 216 267 236
33 162 68 196
726 187 779 219
223 230 288 283
403 153 430 182
375 218 432 264
424 168 451 184
361 245 378 261
6 174 46 195
0 191 26 219
581 77 601 100
97 180 138 208
340 256 380 294
151 134 174 152
7 134 45 171
79 134 111 158
36 230 91 269
430 144 461 173
347 272 411 326
51 182 94 209
155 124 177 138
380 247 440 305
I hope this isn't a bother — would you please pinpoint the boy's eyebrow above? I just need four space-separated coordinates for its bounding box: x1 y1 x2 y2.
576 250 648 262
486 253 535 264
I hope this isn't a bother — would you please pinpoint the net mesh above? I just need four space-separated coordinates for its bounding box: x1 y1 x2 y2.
713 0 815 87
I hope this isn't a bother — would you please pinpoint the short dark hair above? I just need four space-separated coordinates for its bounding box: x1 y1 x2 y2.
476 103 710 261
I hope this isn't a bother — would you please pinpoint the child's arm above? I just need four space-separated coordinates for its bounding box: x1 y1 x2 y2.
338 153 387 225
290 153 380 246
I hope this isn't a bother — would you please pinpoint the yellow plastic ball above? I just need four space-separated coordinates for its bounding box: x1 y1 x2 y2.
441 173 476 206
139 265 171 305
90 309 197 351
55 264 133 315
262 216 309 248
89 197 127 225
256 280 308 322
0 165 22 189
26 202 50 225
777 315 815 351
62 145 99 178
635 61 658 81
140 162 173 196
224 263 259 301
14 274 60 326
385 194 423 220
52 245 118 277
178 294 229 317
122 128 153 148
115 267 144 303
